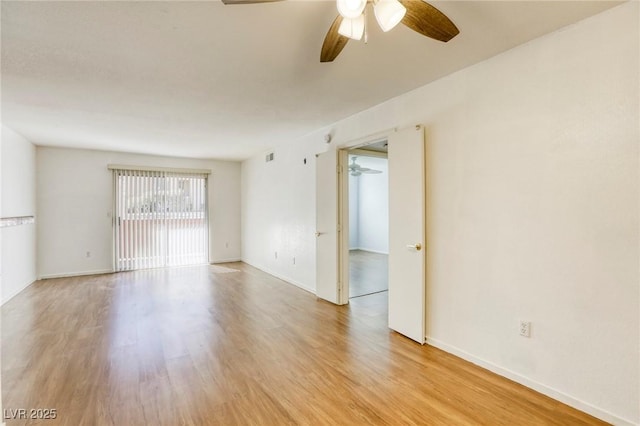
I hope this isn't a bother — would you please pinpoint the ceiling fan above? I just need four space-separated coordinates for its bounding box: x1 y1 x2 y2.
349 157 382 177
220 0 459 62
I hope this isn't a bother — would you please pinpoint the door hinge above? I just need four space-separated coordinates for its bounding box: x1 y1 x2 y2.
336 165 341 173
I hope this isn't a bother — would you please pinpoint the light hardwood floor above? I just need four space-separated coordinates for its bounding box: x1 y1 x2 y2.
349 250 388 298
2 263 605 425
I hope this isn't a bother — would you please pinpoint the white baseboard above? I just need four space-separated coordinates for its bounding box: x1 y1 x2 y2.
240 260 315 295
38 269 114 280
211 258 242 264
425 337 637 426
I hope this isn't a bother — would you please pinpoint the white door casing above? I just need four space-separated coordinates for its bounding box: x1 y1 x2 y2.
388 125 426 343
316 150 341 304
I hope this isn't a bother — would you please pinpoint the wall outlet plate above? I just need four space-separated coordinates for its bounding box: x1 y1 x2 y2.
519 321 531 338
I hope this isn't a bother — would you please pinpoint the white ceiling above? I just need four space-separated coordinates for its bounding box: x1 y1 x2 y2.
1 1 622 160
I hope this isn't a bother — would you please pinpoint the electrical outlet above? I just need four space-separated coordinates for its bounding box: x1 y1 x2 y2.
292 257 296 265
86 251 91 258
225 242 229 249
519 321 531 338
274 251 278 259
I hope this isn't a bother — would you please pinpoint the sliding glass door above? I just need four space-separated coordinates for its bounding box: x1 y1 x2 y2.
113 169 208 271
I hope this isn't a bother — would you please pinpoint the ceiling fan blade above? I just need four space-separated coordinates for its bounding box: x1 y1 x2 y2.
321 15 349 63
221 0 284 4
399 0 459 42
362 169 382 174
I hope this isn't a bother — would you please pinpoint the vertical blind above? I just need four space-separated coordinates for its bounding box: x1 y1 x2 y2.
113 169 209 271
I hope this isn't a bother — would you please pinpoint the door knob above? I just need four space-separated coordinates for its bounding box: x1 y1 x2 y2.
316 232 323 237
406 243 422 251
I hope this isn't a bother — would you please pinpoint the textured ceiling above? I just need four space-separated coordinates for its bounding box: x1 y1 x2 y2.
1 1 622 160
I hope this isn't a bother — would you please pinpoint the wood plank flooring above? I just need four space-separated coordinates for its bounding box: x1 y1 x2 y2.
349 250 388 298
2 263 605 425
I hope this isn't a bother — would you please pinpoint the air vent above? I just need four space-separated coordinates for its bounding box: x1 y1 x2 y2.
265 152 275 162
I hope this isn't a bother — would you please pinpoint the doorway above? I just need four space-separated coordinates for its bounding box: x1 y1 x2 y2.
346 142 389 301
316 125 426 343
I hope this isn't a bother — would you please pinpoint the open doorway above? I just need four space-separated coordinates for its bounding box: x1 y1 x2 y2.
316 125 425 342
346 141 389 302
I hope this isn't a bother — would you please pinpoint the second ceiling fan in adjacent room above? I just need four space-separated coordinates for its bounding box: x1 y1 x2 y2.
349 157 382 177
220 0 460 62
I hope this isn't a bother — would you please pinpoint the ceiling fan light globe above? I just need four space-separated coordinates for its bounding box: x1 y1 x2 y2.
338 15 365 40
337 0 367 19
374 0 406 32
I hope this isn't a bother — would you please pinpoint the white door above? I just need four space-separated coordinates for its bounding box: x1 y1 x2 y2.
388 125 426 343
316 150 341 304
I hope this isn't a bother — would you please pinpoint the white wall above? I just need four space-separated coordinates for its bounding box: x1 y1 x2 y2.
241 146 316 292
241 3 639 424
1 125 37 304
354 156 388 254
37 147 241 278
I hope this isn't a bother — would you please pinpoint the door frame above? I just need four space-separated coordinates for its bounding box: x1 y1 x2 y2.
335 128 396 304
